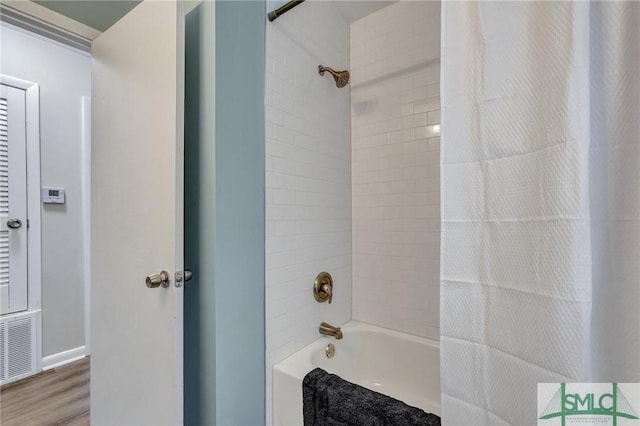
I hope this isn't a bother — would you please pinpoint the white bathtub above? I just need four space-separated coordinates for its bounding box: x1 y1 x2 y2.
272 321 440 426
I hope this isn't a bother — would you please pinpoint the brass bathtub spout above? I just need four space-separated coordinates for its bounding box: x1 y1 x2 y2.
319 322 343 340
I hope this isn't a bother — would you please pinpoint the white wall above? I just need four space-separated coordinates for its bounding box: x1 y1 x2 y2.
265 1 351 423
350 1 441 340
1 23 90 357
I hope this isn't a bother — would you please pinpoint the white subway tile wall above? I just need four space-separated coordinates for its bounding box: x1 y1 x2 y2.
265 2 351 423
350 1 441 340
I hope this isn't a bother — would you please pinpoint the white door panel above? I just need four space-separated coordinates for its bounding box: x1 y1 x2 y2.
0 83 29 316
91 0 184 424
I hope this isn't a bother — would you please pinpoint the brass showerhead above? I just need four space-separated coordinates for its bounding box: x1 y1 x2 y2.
318 65 350 88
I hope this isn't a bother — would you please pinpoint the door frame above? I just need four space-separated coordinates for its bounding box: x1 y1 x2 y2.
0 74 42 370
81 96 91 356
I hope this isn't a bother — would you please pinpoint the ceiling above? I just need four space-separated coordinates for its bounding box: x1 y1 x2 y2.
333 1 395 23
33 0 140 32
32 0 395 33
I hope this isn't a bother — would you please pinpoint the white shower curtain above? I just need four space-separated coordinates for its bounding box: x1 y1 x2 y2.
440 2 639 424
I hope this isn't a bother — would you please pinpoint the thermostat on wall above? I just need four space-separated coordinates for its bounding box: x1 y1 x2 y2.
42 188 65 204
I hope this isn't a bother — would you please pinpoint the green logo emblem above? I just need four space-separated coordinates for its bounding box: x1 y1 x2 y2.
539 383 639 426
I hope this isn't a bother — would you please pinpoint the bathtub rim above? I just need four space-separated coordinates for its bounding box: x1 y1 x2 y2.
273 319 440 378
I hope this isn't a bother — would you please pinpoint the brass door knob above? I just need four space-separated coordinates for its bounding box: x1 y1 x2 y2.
146 271 170 288
314 272 333 304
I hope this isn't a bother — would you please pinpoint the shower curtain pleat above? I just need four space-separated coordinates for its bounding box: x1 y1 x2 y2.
440 2 640 424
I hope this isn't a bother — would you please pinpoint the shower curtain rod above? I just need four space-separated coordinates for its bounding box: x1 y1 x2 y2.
268 0 305 22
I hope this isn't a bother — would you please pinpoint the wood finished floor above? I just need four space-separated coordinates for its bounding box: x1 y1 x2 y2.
0 357 89 426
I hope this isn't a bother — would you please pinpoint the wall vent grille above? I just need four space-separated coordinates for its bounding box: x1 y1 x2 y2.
8 318 32 377
0 312 37 385
0 323 6 382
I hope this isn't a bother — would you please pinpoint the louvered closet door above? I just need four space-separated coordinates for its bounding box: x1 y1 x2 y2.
0 84 28 315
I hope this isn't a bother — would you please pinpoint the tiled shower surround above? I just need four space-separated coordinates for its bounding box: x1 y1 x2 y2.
265 2 351 422
350 1 441 340
266 0 441 422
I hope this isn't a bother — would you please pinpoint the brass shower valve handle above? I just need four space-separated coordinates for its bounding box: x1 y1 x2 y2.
314 272 333 303
318 282 332 303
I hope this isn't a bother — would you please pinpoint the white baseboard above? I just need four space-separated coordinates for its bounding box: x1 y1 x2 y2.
42 345 87 370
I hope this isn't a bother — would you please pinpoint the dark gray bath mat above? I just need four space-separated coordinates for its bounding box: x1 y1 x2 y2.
303 367 441 426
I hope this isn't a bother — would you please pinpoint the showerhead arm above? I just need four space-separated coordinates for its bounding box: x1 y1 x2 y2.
318 66 338 78
318 65 350 88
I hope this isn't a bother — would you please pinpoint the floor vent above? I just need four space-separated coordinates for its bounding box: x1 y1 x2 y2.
1 311 38 385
